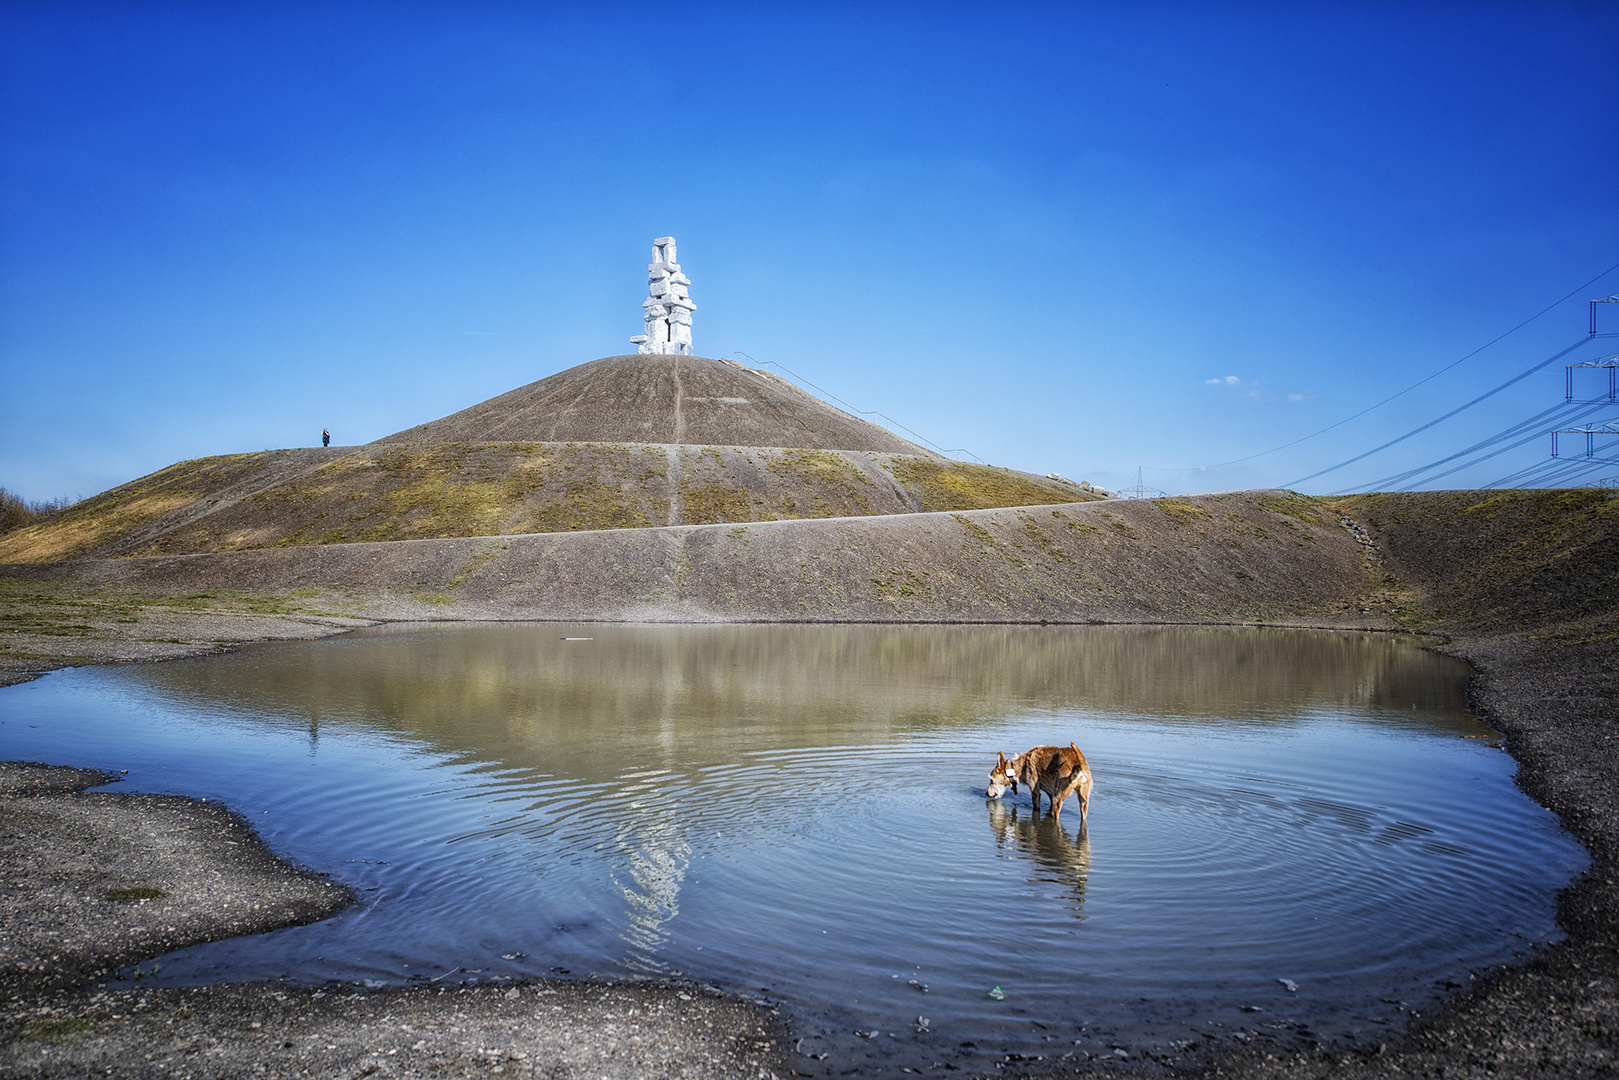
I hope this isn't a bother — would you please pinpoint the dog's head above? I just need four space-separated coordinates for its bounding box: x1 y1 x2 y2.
986 752 1019 799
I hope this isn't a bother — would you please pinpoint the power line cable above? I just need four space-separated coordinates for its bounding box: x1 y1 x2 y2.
1149 260 1619 474
1283 337 1591 489
1489 446 1607 488
1339 400 1575 492
1337 399 1606 493
1531 458 1619 486
1487 452 1619 489
1486 455 1573 489
1392 406 1611 491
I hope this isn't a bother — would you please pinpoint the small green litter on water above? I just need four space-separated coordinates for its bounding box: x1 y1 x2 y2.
988 986 1006 1000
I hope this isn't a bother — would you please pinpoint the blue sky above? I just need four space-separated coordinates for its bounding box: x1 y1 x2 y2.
3 1 1616 503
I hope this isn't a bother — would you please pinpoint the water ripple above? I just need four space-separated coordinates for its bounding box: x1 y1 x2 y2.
0 623 1587 1061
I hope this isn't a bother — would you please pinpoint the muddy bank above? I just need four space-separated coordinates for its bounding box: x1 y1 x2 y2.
1 981 788 1080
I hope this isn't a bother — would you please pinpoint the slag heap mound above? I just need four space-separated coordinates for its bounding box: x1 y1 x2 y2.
372 354 931 455
0 354 1105 564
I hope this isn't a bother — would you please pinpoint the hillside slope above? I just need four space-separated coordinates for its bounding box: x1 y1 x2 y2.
0 444 1096 563
374 354 932 454
3 490 1382 626
1343 488 1619 640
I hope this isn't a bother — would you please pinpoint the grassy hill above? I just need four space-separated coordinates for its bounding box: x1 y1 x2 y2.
0 443 1098 563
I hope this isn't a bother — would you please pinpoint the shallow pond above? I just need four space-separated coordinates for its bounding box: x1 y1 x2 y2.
0 623 1586 1071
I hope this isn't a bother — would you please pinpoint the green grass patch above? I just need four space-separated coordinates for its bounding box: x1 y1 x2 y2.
1157 500 1211 526
1257 494 1328 527
448 544 505 588
1097 512 1137 539
106 887 164 902
1019 514 1071 562
951 514 997 545
887 456 1082 512
684 483 756 525
21 1017 94 1043
766 449 874 518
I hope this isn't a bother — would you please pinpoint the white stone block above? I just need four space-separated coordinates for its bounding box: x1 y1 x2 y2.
632 236 694 355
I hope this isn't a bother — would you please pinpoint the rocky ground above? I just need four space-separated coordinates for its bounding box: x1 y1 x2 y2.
0 763 790 1079
0 487 1614 1077
0 763 353 996
0 490 1401 634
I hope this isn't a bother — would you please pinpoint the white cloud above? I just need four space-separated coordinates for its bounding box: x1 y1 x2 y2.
1205 375 1241 385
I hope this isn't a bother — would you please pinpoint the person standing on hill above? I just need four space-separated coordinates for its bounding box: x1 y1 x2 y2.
322 428 330 447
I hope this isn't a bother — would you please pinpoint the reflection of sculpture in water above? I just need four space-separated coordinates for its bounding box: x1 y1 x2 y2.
609 803 692 966
987 800 1092 917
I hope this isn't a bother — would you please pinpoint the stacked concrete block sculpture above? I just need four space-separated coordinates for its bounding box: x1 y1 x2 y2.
630 236 696 356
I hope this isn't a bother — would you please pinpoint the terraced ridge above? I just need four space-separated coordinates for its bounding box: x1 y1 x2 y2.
0 443 1097 562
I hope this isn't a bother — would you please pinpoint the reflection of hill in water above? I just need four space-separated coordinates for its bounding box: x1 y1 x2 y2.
137 624 1475 778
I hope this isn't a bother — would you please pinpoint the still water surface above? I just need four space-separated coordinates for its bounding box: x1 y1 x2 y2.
0 624 1586 1064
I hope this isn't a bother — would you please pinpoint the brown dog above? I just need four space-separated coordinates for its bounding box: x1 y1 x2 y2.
986 743 1093 827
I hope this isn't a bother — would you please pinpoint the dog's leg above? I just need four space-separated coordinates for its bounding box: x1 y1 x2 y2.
1052 775 1085 823
1073 779 1092 831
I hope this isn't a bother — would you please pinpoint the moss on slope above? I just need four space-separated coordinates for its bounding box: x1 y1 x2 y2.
0 443 1103 562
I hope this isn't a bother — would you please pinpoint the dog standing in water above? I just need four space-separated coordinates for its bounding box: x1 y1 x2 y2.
986 744 1093 827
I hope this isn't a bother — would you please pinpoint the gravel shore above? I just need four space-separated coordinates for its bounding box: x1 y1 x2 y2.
0 763 791 1079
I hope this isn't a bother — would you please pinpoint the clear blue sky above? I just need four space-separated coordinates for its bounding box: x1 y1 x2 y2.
3 1 1616 503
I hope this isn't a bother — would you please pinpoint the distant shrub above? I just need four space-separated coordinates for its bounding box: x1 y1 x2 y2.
0 487 73 535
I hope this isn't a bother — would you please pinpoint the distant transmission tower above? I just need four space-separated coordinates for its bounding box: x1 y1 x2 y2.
1565 353 1619 401
1535 295 1619 486
1552 419 1619 459
1593 294 1619 336
1119 466 1166 499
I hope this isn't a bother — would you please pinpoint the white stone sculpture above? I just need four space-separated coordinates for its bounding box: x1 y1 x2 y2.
630 237 695 355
